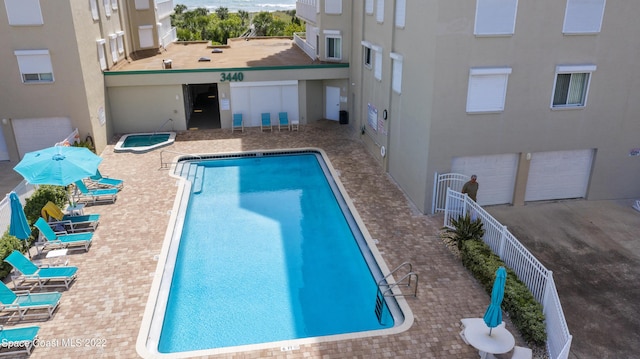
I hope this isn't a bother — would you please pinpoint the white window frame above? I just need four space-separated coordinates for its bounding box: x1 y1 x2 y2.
109 34 118 63
361 41 372 69
376 0 385 23
135 0 150 10
551 65 596 109
117 31 125 54
390 52 403 94
90 0 99 20
474 0 518 36
365 0 374 15
14 49 54 83
97 39 107 70
563 0 606 34
325 0 342 14
395 0 406 28
373 45 383 81
466 67 512 113
5 0 43 26
103 0 111 17
324 30 342 61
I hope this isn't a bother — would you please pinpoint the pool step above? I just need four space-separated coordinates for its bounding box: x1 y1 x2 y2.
192 165 205 194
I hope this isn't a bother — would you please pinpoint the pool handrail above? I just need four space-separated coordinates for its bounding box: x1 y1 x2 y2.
159 150 202 169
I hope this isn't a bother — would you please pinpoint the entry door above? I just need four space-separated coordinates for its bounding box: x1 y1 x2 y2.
0 124 9 161
325 86 340 121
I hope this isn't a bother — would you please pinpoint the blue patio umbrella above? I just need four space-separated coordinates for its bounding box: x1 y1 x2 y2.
8 191 32 257
13 146 102 186
483 266 507 335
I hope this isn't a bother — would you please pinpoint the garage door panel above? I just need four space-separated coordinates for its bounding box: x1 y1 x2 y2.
451 153 518 206
231 81 298 128
12 117 72 158
525 149 593 202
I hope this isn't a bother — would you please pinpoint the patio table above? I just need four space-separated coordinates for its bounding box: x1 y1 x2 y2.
463 319 515 359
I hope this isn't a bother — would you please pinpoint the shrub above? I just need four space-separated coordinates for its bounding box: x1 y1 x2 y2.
461 239 547 345
443 214 485 250
0 231 25 279
23 185 69 226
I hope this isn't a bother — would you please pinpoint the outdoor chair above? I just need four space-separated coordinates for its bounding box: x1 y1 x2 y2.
232 113 244 132
0 325 40 356
4 250 78 290
278 112 290 131
87 169 124 190
0 282 61 321
41 201 100 233
261 113 272 131
73 180 117 205
34 217 93 253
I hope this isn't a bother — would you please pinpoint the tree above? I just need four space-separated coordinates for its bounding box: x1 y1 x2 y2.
238 10 249 26
252 11 273 36
215 7 229 20
174 4 187 15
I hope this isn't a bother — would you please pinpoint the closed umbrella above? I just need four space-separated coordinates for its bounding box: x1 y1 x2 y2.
8 191 32 257
483 266 507 335
14 146 102 186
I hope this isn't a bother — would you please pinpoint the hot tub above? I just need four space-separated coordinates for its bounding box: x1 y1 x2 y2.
114 132 176 153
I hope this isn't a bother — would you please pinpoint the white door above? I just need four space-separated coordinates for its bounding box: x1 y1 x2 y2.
524 149 594 202
451 153 519 206
325 86 340 121
12 117 73 158
0 124 9 161
230 81 299 128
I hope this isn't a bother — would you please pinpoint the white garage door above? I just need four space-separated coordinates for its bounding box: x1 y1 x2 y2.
12 117 73 158
524 149 594 202
452 153 519 206
0 124 9 161
230 81 299 128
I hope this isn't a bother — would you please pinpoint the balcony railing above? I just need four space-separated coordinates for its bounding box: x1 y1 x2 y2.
155 0 174 20
293 32 316 60
296 0 317 24
160 27 177 49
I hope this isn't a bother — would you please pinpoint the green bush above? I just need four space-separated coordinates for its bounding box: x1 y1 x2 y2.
461 239 547 345
23 185 69 248
0 231 26 279
443 214 485 250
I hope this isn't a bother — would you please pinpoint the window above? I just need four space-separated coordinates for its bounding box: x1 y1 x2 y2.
97 39 107 70
325 0 342 14
373 45 383 81
475 0 518 36
324 30 341 60
109 34 118 63
117 31 125 54
376 0 384 23
5 0 43 25
111 0 118 10
90 0 99 20
395 0 406 28
466 67 512 113
103 0 111 17
14 50 54 83
563 0 605 34
135 0 149 10
366 0 374 15
552 65 596 108
390 53 403 94
361 41 372 68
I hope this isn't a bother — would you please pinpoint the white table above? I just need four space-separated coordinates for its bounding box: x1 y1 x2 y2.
46 249 69 266
463 319 515 359
65 203 85 216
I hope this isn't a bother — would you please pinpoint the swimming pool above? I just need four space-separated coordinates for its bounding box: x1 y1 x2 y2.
137 149 413 357
114 132 175 153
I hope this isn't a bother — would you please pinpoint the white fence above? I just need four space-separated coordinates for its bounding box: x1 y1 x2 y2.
444 188 572 359
293 32 316 60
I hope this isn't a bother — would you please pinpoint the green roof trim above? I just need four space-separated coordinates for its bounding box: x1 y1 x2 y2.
104 63 349 76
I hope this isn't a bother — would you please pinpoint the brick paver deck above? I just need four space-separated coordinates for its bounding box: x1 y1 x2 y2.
12 121 527 358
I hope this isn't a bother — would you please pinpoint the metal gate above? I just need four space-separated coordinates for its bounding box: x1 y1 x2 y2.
431 172 469 214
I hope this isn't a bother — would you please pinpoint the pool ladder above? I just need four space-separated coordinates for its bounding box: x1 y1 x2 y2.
374 262 418 324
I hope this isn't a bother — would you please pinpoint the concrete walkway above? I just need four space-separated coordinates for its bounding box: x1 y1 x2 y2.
487 199 640 359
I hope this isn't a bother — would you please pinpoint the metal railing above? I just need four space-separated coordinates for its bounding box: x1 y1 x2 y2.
377 262 418 298
159 150 202 169
432 172 469 214
443 188 572 359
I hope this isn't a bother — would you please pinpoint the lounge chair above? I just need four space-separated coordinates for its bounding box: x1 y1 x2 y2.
73 180 117 205
261 112 272 131
278 112 290 131
232 113 244 132
4 250 78 290
0 282 61 320
0 325 40 356
34 217 93 253
88 169 124 190
41 201 99 233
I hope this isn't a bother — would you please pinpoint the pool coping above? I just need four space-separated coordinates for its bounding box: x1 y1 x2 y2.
113 132 176 153
136 147 415 358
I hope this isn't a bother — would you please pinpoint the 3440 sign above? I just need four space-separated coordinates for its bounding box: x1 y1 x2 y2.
220 72 244 82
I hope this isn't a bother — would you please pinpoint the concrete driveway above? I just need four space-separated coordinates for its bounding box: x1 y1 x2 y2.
486 199 640 359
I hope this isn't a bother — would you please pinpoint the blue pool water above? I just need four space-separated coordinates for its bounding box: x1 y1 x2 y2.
122 134 170 148
157 153 394 353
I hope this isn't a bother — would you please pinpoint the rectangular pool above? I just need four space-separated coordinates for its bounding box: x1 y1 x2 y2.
137 149 412 357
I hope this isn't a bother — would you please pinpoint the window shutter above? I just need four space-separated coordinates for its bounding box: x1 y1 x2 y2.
391 53 403 93
109 34 118 63
14 50 53 75
90 0 99 20
325 0 342 14
366 0 374 14
395 0 406 28
376 0 384 23
135 0 150 10
97 40 107 70
466 68 512 112
563 0 605 34
5 0 43 25
474 0 518 35
373 46 383 80
103 0 111 17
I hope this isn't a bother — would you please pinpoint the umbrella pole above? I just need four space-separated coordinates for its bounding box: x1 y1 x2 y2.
489 327 493 336
23 240 31 259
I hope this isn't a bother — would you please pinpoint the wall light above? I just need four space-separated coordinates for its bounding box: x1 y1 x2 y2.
1 118 7 125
